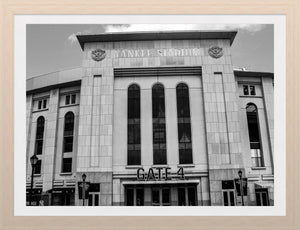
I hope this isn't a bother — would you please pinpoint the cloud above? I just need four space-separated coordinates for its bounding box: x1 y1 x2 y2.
104 24 267 34
67 24 267 44
104 24 130 32
67 25 129 44
68 32 81 44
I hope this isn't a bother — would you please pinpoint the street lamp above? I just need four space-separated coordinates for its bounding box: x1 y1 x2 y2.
238 170 244 206
29 154 38 206
82 174 86 206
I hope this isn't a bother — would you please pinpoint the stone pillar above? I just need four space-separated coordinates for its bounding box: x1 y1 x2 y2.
77 69 114 171
165 88 179 165
261 77 274 173
43 89 59 192
201 40 244 205
144 187 152 206
26 95 33 166
201 177 210 206
76 42 114 205
120 182 125 206
196 180 202 205
170 186 178 206
141 88 153 166
112 179 121 206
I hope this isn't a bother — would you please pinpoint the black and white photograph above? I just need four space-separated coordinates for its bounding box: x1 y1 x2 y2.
14 14 286 216
24 22 275 208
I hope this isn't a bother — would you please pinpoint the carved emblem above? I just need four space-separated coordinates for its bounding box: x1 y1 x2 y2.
91 49 106 61
208 46 223 59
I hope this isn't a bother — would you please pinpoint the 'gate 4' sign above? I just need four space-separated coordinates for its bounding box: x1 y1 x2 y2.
137 167 184 181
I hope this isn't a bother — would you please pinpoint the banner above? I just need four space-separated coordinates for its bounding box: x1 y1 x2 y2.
78 182 90 199
234 178 248 196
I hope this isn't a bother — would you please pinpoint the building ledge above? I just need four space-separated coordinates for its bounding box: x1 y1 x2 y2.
239 95 263 98
177 164 195 168
59 103 80 109
151 165 169 168
60 172 73 176
32 108 49 113
77 30 238 50
122 179 200 185
251 167 267 170
125 165 142 169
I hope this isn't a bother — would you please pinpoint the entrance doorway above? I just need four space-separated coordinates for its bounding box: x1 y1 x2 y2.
88 193 99 206
124 184 198 206
151 186 171 206
255 188 269 206
125 186 144 206
222 180 236 206
87 183 100 206
177 186 197 206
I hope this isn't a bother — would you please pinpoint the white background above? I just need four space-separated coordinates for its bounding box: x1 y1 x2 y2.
14 15 286 216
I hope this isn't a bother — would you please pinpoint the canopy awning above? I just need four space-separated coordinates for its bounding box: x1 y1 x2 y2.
48 187 75 194
254 182 274 189
122 179 200 186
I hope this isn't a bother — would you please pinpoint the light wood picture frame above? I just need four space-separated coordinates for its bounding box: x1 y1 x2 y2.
0 0 299 229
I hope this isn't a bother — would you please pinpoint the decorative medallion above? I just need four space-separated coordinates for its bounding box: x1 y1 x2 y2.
208 46 223 59
91 49 106 61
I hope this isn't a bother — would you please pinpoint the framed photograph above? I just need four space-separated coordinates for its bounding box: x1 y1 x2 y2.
0 0 299 230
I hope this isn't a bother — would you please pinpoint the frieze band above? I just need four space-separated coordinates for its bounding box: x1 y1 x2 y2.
91 47 224 60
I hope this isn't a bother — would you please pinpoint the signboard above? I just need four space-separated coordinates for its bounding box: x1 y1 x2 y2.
95 48 204 59
78 182 90 199
114 48 202 58
234 178 248 196
137 167 184 181
26 188 42 194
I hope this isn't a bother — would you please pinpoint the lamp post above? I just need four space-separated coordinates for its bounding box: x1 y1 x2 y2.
82 174 86 206
238 170 244 206
29 154 38 206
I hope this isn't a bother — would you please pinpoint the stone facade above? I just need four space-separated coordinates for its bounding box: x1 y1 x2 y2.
26 31 274 206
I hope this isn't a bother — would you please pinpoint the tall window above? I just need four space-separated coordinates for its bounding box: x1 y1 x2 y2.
62 158 72 173
127 84 141 165
62 112 74 173
246 103 263 167
35 116 45 155
152 83 167 165
63 112 75 153
176 83 193 164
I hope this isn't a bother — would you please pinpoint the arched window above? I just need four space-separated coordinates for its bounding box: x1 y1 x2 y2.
246 103 263 167
152 83 167 165
35 116 45 155
127 84 141 165
62 112 74 173
176 83 193 164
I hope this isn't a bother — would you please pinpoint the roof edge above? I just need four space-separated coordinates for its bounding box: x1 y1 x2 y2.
234 70 274 78
76 30 237 50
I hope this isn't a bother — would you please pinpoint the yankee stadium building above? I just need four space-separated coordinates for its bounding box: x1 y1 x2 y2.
26 31 274 206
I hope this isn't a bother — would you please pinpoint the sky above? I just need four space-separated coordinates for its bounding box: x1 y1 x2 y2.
26 24 274 78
